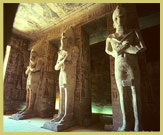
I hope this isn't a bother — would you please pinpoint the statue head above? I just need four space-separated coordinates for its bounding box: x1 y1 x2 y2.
112 6 127 29
60 26 75 51
30 49 37 60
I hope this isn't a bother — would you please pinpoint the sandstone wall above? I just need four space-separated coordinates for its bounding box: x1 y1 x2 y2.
4 34 30 113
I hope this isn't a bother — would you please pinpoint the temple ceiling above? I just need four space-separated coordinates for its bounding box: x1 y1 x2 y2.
12 3 159 41
13 3 95 37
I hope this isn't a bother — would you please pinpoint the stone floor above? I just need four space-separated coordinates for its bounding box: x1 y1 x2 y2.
3 115 53 132
4 115 111 132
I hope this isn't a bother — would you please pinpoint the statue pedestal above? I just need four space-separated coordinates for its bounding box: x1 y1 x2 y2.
10 112 36 120
42 120 76 132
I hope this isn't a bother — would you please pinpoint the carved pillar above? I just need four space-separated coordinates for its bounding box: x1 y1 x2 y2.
29 41 56 118
36 42 56 117
74 27 92 126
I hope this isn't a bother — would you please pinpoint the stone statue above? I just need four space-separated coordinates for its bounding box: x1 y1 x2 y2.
10 48 44 120
105 6 146 131
52 27 79 124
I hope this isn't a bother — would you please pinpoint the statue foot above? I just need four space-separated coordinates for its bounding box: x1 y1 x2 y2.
16 111 24 114
57 115 74 124
51 114 64 122
134 121 139 131
21 109 33 115
134 126 139 132
16 109 27 114
117 126 126 132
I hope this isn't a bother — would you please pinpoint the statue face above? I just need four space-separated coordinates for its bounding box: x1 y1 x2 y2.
30 49 37 59
113 6 127 29
113 14 126 28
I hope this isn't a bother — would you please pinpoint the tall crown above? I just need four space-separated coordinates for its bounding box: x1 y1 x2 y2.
112 5 127 21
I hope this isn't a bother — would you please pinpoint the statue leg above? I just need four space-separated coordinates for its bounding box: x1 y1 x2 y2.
52 85 65 122
10 88 32 120
131 86 139 131
22 90 36 114
12 90 37 120
58 85 74 123
117 84 126 131
17 88 30 114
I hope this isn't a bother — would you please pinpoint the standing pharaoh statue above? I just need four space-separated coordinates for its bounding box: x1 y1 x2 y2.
11 48 44 120
105 6 146 131
52 27 79 125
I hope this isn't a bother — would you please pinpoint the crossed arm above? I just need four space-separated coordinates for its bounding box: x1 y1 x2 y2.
25 59 43 75
123 30 146 54
105 30 146 57
55 51 68 70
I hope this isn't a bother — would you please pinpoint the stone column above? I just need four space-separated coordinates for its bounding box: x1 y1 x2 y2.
74 27 92 126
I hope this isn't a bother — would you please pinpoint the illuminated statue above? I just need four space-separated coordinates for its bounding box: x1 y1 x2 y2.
52 27 79 124
105 6 146 131
11 48 44 120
